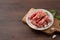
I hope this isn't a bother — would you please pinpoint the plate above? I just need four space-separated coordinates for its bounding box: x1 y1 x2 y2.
26 9 54 30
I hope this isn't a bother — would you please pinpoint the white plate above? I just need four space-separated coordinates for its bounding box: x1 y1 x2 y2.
26 9 54 30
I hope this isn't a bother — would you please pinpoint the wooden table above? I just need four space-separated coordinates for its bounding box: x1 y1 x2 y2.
0 0 60 40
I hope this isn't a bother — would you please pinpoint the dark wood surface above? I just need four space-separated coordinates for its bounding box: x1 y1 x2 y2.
0 0 60 40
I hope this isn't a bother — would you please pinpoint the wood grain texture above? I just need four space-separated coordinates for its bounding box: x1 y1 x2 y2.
0 0 60 40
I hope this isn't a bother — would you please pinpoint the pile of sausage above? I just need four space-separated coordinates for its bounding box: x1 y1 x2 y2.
29 11 51 28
